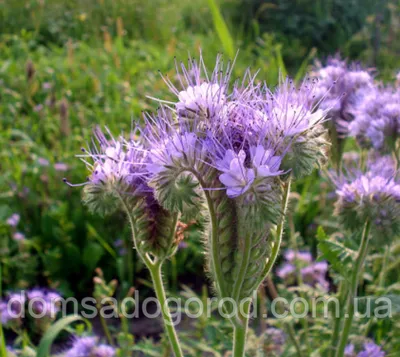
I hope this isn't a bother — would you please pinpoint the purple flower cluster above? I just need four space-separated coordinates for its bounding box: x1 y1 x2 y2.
334 155 400 237
0 289 61 329
264 327 286 354
347 85 400 152
142 54 329 216
68 127 151 216
313 56 374 133
65 336 115 357
345 342 386 357
277 249 329 291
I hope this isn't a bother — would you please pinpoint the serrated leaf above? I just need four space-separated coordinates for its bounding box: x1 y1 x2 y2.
316 226 357 279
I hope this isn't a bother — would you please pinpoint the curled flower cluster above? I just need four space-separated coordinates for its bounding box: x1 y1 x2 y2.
345 342 386 357
65 336 116 357
71 127 150 217
313 56 374 133
277 250 329 291
334 156 400 240
347 86 400 152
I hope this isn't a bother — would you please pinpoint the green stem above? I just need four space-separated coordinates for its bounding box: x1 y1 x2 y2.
364 244 390 337
335 220 371 357
204 190 228 300
289 215 311 356
99 307 115 346
231 224 253 304
254 178 292 289
285 322 304 357
149 263 184 357
118 194 182 356
329 281 348 357
232 300 251 357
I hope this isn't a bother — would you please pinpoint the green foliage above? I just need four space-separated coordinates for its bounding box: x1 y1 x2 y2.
317 226 357 279
37 316 91 357
207 0 235 58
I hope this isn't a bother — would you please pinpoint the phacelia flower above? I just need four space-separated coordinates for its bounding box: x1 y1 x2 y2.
65 336 116 357
357 342 386 357
263 327 286 354
217 150 255 198
13 232 25 241
348 86 400 152
334 156 400 240
147 54 331 221
277 249 329 291
256 78 330 178
312 56 374 133
6 213 20 227
344 342 386 357
38 157 50 166
345 344 355 357
66 127 150 217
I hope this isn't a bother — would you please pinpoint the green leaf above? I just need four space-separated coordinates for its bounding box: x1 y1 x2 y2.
317 226 357 280
207 0 235 58
37 315 91 357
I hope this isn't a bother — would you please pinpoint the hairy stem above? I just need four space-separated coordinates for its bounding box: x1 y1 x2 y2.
335 220 371 357
118 194 182 356
149 262 184 357
231 224 253 304
204 189 229 300
232 300 251 357
254 178 292 289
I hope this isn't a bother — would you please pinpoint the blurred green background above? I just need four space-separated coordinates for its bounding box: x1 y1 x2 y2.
0 0 399 298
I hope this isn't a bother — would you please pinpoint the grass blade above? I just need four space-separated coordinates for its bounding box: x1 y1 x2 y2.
207 0 235 58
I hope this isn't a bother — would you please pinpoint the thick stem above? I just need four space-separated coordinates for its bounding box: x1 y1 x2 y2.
232 300 251 357
149 263 184 357
335 220 371 357
204 190 229 300
231 224 253 304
